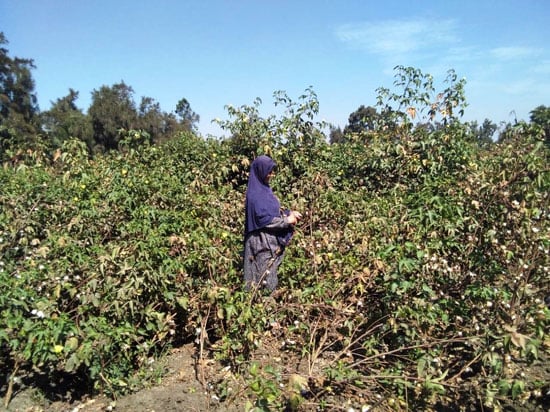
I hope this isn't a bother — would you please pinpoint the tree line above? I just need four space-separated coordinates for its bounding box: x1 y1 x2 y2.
1 31 548 162
0 32 198 158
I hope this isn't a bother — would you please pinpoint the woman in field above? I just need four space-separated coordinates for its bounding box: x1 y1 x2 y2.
243 155 302 293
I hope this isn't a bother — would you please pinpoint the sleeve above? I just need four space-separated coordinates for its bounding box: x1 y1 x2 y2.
264 216 292 232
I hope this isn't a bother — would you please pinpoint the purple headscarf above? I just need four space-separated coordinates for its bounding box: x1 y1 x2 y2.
245 155 280 235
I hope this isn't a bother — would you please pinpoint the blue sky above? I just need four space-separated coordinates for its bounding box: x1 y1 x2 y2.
1 0 548 137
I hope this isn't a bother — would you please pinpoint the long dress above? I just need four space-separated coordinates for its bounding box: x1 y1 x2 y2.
243 215 293 292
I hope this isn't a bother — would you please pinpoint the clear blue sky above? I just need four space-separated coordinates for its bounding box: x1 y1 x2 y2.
1 0 548 137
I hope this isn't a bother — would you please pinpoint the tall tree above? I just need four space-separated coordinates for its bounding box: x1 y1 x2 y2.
137 96 164 141
0 32 40 155
88 82 137 151
41 88 93 149
329 126 344 144
529 105 550 141
467 119 497 146
343 105 380 135
477 119 497 145
138 96 195 143
175 98 199 132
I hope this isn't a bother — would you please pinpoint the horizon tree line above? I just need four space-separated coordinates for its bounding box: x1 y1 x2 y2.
1 32 548 161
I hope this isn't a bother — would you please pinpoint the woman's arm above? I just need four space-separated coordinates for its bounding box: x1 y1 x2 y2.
265 210 303 231
265 216 292 231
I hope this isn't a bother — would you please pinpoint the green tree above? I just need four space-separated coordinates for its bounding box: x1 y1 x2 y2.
41 88 93 150
0 32 40 156
175 98 199 132
329 126 344 144
88 81 137 151
529 105 550 141
137 96 167 143
467 118 497 146
343 105 380 135
138 97 198 143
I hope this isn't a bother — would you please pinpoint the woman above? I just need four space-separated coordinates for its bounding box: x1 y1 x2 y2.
244 155 302 292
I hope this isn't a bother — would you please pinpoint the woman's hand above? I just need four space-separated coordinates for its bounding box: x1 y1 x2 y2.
287 211 303 225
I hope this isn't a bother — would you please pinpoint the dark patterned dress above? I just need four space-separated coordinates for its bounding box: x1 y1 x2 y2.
244 215 293 292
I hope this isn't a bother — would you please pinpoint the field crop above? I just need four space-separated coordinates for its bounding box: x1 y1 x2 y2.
1 85 548 411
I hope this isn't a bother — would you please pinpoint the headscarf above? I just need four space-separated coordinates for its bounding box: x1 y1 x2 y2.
245 155 280 235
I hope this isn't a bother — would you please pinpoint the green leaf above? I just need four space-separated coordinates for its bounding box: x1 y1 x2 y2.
511 380 525 399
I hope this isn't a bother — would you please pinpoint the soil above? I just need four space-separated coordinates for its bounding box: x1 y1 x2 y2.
4 335 549 412
4 343 247 412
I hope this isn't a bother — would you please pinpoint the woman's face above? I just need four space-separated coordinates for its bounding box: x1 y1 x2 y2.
265 169 275 183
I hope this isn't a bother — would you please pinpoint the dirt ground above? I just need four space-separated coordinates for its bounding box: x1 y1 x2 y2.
5 337 548 412
4 343 246 412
